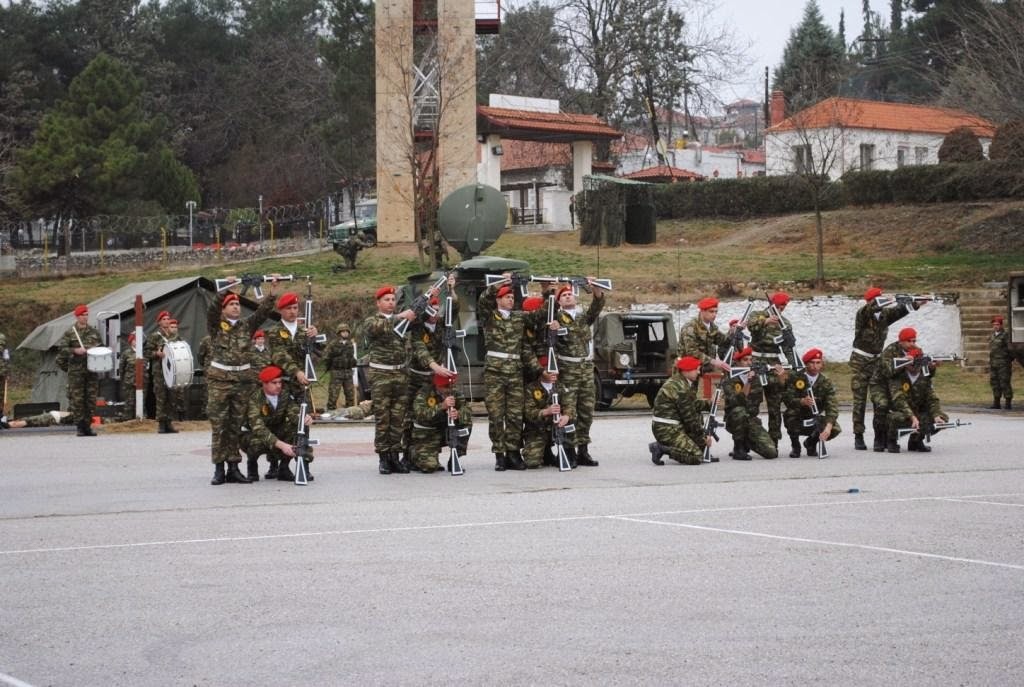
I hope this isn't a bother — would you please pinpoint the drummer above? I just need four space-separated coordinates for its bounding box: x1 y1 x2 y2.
144 310 182 434
55 304 103 437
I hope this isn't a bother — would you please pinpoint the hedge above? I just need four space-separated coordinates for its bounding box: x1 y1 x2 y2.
844 161 1024 205
653 174 844 219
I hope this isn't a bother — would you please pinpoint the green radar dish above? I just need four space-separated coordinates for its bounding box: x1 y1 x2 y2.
438 183 508 259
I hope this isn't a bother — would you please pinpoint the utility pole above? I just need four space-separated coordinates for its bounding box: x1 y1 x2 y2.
258 195 264 244
186 200 197 248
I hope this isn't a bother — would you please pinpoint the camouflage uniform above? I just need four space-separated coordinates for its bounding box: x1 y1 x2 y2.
323 332 358 409
409 384 472 472
677 317 729 373
246 341 274 391
722 372 777 459
477 285 540 455
3 411 74 428
206 295 276 466
240 385 313 468
989 328 1013 408
746 309 795 443
338 231 370 269
117 343 138 420
522 378 576 468
849 300 913 436
869 341 909 448
56 322 102 426
552 293 604 449
362 312 409 455
887 369 944 450
265 319 317 400
650 372 710 465
782 370 841 455
144 327 181 424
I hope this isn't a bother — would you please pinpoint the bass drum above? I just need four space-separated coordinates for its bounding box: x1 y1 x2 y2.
162 340 194 389
86 346 115 373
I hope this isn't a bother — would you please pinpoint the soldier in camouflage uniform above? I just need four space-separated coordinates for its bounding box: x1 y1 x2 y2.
1 410 74 429
364 285 415 475
245 331 275 478
522 359 577 469
409 372 472 473
722 347 777 460
989 315 1013 410
55 304 103 437
206 288 277 485
144 310 181 433
869 327 921 453
520 296 548 363
265 292 317 400
117 334 138 421
240 365 313 482
547 281 606 466
849 286 919 450
649 356 713 465
196 335 212 372
746 292 796 446
478 280 541 471
781 348 841 458
677 297 733 374
324 323 358 410
885 347 948 453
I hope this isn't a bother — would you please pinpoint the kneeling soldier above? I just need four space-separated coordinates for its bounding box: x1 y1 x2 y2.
649 356 713 465
522 357 577 469
240 365 315 482
782 348 841 457
887 347 948 453
723 347 778 460
409 372 472 473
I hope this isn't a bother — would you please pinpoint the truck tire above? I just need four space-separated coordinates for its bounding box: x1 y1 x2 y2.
595 372 612 411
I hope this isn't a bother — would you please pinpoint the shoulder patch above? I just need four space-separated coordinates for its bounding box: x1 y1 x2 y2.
279 330 290 339
533 389 543 400
427 396 437 407
422 333 430 344
733 382 743 393
795 379 806 390
902 382 910 392
220 321 230 332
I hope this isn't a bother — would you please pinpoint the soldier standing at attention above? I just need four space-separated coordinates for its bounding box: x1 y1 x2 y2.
548 281 606 466
677 297 732 373
206 287 276 485
869 327 920 453
989 315 1013 410
522 357 576 469
849 286 920 450
722 347 777 461
746 292 794 448
364 285 415 475
324 323 358 411
648 356 713 466
56 305 103 437
781 348 841 458
117 334 137 421
477 281 536 471
241 365 313 482
144 310 180 433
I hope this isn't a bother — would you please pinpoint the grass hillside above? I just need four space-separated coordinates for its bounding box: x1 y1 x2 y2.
2 200 1022 411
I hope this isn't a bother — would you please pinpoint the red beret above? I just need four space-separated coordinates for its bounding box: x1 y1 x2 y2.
538 355 558 371
770 292 790 307
428 296 440 307
557 285 573 299
802 348 823 364
156 310 172 322
433 372 456 388
864 287 883 302
734 346 753 360
258 365 283 383
221 293 239 307
375 285 395 300
168 319 178 326
276 292 299 309
522 296 544 312
496 285 513 298
73 305 88 316
697 297 719 311
898 327 917 342
992 315 1004 324
252 329 265 339
675 356 701 372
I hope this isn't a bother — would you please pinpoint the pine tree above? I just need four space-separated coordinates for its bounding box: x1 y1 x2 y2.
772 0 846 112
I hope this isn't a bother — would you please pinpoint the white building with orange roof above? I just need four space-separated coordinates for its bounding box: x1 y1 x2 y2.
765 94 996 180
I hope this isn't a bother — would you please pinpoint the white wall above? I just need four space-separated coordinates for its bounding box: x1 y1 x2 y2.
617 146 765 179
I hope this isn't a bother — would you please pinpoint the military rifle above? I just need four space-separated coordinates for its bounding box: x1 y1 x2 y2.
801 384 828 459
300 276 328 381
720 298 755 366
897 418 971 445
702 383 723 463
441 294 468 475
874 293 941 310
729 360 791 387
544 294 567 374
529 275 613 295
394 274 447 338
215 273 294 299
550 391 576 472
484 272 532 299
292 397 318 485
893 353 964 377
764 291 803 372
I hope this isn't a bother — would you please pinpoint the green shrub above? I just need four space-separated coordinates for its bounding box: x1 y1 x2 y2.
841 169 893 204
937 126 985 163
989 120 1024 161
654 174 843 219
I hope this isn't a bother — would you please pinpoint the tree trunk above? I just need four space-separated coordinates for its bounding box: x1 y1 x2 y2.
814 197 825 288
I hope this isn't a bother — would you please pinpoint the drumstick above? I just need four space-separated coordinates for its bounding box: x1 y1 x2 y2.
72 323 85 350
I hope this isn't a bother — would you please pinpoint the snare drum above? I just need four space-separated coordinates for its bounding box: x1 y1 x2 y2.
86 346 114 373
162 340 195 388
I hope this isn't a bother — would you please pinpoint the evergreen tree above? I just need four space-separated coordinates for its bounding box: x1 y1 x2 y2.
772 0 846 112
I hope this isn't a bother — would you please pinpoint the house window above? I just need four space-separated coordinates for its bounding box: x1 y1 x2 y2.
793 145 813 174
859 144 875 171
897 146 909 168
914 146 928 165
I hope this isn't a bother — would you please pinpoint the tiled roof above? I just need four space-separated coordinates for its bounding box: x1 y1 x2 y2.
622 165 703 182
768 97 996 137
478 106 622 141
500 140 571 171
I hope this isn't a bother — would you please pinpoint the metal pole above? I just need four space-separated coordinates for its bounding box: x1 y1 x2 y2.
258 195 264 244
186 200 196 248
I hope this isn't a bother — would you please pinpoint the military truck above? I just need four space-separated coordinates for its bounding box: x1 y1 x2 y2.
328 199 378 248
1009 271 1024 358
593 311 676 409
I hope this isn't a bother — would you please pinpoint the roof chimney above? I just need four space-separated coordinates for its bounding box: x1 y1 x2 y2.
770 90 786 127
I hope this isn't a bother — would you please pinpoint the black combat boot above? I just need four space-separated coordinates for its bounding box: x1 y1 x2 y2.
886 437 901 453
494 452 507 471
907 436 932 453
732 440 751 461
226 462 252 483
277 458 295 481
378 453 392 475
390 452 410 474
649 442 664 465
246 455 260 482
397 452 414 473
576 444 599 466
77 419 96 437
158 419 178 434
505 449 526 471
266 458 279 479
210 462 226 485
991 394 1001 410
1006 398 1013 410
854 433 867 451
303 460 314 481
872 417 887 452
788 435 801 458
804 435 818 458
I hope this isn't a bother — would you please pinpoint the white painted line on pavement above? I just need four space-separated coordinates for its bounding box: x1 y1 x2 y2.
935 497 1024 508
0 671 36 687
607 515 1024 571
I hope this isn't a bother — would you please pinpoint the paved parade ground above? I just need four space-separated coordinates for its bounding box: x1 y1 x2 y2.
2 411 1023 686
